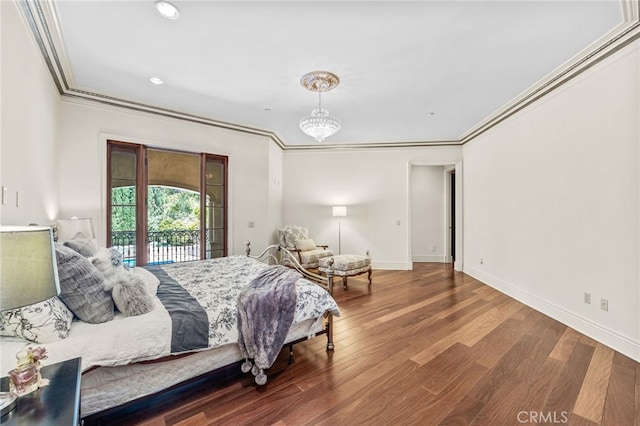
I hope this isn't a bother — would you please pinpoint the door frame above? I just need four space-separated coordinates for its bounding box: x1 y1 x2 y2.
444 166 455 265
104 138 229 265
408 160 463 271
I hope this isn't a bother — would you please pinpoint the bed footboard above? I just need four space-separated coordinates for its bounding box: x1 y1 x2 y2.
246 241 335 351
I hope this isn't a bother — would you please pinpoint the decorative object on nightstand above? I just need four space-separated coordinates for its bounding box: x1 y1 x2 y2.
332 206 347 255
7 347 49 397
0 226 60 417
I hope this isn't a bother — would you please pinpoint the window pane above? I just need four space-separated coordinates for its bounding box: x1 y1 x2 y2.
207 250 224 259
212 207 224 228
111 151 137 179
207 229 224 244
111 206 136 232
205 162 224 185
206 186 224 207
111 185 136 205
205 206 224 229
110 206 136 267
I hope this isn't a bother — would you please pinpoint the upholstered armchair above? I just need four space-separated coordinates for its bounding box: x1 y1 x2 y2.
278 225 334 269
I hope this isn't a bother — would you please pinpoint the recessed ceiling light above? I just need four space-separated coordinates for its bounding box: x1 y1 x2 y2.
154 1 180 20
149 77 164 85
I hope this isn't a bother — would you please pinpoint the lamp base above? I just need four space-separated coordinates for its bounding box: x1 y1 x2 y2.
0 391 17 417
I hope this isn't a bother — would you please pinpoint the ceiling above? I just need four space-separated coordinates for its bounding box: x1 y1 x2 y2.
27 1 627 147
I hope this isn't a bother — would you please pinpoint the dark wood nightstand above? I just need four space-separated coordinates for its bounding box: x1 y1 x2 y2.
0 357 81 426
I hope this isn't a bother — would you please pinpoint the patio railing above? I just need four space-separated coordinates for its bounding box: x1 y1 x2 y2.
112 229 201 266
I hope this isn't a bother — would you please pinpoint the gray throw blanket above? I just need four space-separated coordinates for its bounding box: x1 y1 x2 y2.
237 265 300 385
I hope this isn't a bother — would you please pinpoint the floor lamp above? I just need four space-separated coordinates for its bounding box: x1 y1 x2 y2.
332 206 347 254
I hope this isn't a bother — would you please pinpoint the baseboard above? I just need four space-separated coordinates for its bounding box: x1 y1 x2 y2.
372 261 412 270
464 265 640 362
411 255 446 263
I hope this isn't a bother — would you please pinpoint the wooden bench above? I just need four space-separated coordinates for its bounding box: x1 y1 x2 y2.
318 253 372 290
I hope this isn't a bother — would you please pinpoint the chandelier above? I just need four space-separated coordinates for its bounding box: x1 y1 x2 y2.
299 71 341 142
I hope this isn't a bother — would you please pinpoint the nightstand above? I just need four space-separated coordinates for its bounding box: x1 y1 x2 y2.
0 357 81 426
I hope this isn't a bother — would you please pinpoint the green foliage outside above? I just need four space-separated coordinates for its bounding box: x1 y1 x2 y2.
147 186 200 232
112 186 200 245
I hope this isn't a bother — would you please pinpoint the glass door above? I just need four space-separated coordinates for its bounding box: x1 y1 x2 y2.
108 141 228 264
203 155 228 259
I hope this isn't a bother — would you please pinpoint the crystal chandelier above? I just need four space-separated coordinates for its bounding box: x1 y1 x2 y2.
299 71 341 142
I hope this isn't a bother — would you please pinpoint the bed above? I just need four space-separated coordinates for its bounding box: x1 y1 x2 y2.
0 241 339 420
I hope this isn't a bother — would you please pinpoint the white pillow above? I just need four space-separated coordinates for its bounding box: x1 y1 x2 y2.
0 297 74 343
295 238 316 251
132 267 160 296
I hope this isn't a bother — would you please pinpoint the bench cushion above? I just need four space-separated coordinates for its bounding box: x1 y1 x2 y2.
318 254 370 271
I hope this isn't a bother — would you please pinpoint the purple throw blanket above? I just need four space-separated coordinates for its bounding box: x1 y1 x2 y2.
237 265 300 384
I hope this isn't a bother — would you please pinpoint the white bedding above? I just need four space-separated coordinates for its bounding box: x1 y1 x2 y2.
1 297 171 372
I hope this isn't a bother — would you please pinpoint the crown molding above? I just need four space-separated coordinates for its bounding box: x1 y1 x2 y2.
17 0 289 150
16 0 640 152
283 139 461 151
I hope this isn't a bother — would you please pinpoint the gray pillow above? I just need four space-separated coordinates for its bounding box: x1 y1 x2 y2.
55 245 114 323
63 232 98 257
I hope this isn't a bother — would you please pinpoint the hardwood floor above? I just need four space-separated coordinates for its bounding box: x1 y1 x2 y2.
96 263 639 426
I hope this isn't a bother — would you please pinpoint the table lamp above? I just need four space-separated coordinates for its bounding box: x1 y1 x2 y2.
56 217 95 243
0 226 60 417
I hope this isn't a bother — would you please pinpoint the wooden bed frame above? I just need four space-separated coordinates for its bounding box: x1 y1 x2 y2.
81 242 337 425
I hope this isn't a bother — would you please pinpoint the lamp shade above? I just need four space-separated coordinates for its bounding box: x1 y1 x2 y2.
0 226 60 311
57 217 95 242
332 206 347 217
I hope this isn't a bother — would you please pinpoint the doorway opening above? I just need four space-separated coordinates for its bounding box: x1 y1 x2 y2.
107 141 228 266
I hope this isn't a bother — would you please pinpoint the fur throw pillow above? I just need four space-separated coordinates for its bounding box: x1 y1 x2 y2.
89 249 153 316
107 269 154 317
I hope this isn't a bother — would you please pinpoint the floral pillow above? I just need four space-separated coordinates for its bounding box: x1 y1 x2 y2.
0 297 73 343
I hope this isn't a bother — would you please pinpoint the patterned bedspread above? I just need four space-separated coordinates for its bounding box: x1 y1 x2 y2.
157 255 340 350
0 255 340 373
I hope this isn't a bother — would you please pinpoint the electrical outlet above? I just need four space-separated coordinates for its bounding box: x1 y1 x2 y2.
600 298 608 311
248 221 255 228
584 292 591 304
430 245 436 252
479 258 484 264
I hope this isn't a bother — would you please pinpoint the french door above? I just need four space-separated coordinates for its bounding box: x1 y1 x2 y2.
107 140 227 266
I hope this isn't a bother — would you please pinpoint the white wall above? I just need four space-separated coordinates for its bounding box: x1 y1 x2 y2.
283 147 462 269
463 40 640 361
1 1 60 226
267 141 284 245
411 165 445 262
57 99 278 254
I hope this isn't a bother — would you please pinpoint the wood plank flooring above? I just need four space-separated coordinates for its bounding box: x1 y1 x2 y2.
94 263 639 426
